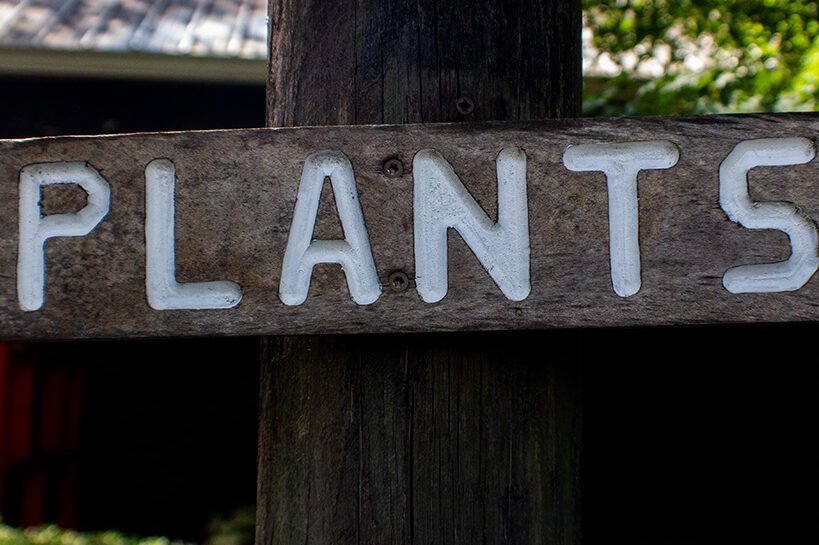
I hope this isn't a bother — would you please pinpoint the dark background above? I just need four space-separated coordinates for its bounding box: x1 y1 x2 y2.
0 75 816 545
0 77 264 138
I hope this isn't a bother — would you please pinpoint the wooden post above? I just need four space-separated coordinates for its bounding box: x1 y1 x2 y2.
257 1 583 544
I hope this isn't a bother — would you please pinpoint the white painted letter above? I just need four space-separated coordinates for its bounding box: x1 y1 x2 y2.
279 151 380 305
145 159 242 310
719 137 818 293
563 141 679 297
413 147 530 303
18 162 110 311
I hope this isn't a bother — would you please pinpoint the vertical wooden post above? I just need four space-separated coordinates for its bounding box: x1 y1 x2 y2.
258 2 583 544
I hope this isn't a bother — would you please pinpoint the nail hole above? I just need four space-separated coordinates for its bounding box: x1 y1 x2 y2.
383 158 404 178
456 96 475 115
388 271 410 293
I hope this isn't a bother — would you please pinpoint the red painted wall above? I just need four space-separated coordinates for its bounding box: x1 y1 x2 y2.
0 345 82 527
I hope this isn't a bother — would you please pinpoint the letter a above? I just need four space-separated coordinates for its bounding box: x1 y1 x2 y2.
413 147 530 303
719 137 818 293
18 162 110 311
279 151 380 305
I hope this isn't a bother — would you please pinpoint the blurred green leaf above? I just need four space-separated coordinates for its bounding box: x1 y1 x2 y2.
583 0 819 115
0 521 188 545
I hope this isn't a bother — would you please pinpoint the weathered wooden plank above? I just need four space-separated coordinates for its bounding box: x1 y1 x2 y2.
257 332 583 545
260 3 582 545
1 113 819 339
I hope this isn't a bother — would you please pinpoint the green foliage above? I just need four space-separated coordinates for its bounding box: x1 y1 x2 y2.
0 523 186 545
583 0 819 115
203 507 254 545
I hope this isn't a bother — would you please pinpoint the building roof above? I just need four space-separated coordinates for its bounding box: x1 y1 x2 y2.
0 0 268 83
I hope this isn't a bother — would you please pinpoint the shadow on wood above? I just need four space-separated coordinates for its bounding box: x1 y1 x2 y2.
258 333 582 545
259 0 582 543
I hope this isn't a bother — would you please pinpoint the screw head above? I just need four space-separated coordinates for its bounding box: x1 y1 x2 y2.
388 271 410 293
455 96 475 115
383 158 404 178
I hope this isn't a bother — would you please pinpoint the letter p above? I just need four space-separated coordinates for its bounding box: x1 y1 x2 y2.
18 162 110 311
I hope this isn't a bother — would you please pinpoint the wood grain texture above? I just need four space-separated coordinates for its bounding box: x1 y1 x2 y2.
257 332 583 545
262 2 581 545
267 0 581 126
261 2 583 545
0 114 819 338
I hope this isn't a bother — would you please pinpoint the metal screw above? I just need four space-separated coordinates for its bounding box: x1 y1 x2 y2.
383 158 404 178
388 271 410 293
455 96 475 115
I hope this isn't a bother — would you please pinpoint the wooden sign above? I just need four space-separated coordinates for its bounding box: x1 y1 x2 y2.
1 113 819 339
